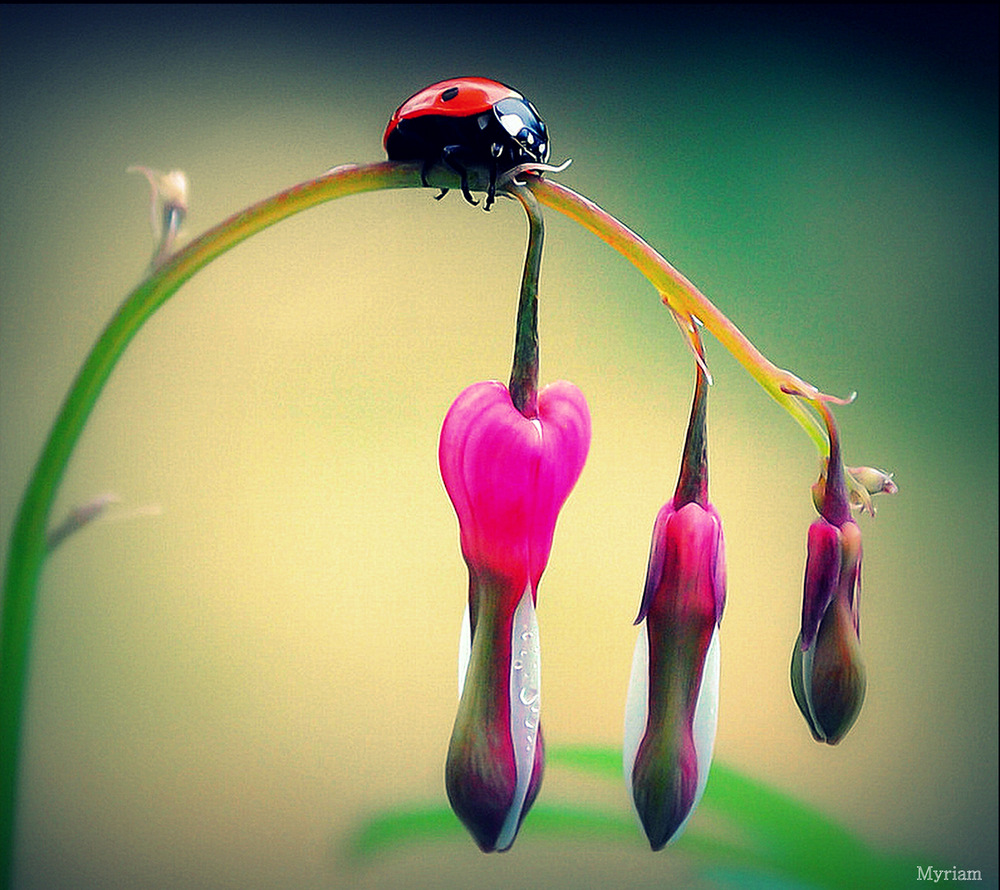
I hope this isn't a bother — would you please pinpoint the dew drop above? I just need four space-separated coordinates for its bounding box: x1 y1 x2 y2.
497 585 542 852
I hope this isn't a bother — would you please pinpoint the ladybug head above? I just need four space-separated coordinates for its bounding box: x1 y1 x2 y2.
493 97 550 166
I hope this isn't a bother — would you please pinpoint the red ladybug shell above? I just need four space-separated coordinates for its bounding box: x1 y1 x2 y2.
383 77 549 210
383 77 525 147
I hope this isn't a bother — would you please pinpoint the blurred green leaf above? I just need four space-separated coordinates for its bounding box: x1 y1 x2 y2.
344 745 924 889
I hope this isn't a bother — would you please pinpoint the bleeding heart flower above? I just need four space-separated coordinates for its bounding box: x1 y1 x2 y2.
439 378 590 851
624 354 726 850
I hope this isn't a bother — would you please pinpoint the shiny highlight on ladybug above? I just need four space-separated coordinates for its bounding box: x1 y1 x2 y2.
384 77 550 211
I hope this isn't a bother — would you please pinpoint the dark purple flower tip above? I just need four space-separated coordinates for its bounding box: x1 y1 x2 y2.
631 721 700 851
791 595 867 744
446 722 545 852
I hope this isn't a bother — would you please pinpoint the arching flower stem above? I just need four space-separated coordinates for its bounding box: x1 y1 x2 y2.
3 159 844 880
0 160 423 885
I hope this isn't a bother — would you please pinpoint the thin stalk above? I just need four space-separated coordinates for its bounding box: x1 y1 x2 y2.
508 186 545 416
674 330 709 509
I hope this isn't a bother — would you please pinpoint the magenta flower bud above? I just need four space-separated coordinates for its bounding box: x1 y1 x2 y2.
791 513 865 744
624 498 725 850
439 379 590 851
791 406 867 744
624 355 726 850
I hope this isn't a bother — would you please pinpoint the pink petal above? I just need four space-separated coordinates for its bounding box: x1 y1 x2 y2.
439 380 590 591
801 520 841 650
636 499 676 624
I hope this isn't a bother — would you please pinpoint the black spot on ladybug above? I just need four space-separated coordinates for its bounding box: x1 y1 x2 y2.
441 86 459 102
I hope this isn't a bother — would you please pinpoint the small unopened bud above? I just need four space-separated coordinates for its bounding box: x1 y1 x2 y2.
128 166 188 266
812 461 898 516
796 403 867 744
847 466 897 514
46 494 161 551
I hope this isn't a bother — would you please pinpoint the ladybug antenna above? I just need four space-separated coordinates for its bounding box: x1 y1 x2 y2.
497 159 573 191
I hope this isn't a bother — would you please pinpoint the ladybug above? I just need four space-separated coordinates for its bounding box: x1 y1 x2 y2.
384 77 549 211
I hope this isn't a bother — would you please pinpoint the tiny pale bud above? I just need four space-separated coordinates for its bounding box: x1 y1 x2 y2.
812 461 897 516
128 165 189 265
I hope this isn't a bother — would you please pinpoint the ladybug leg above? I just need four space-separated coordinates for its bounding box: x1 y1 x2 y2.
440 145 478 206
484 147 501 211
457 171 476 206
419 157 449 201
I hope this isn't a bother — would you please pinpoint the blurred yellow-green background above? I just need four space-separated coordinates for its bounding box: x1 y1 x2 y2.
1 5 996 888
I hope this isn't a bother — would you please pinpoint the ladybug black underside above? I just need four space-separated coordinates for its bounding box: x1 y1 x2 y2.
386 114 520 210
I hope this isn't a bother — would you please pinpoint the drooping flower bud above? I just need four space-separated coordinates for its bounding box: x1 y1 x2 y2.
624 346 725 850
439 379 590 850
792 404 866 744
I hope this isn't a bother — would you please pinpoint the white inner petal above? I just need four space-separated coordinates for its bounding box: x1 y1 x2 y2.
622 624 649 806
673 627 720 842
622 624 721 844
496 584 540 852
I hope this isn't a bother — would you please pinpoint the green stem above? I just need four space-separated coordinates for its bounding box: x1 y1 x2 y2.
508 186 545 417
0 161 420 887
674 331 709 509
2 162 838 886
